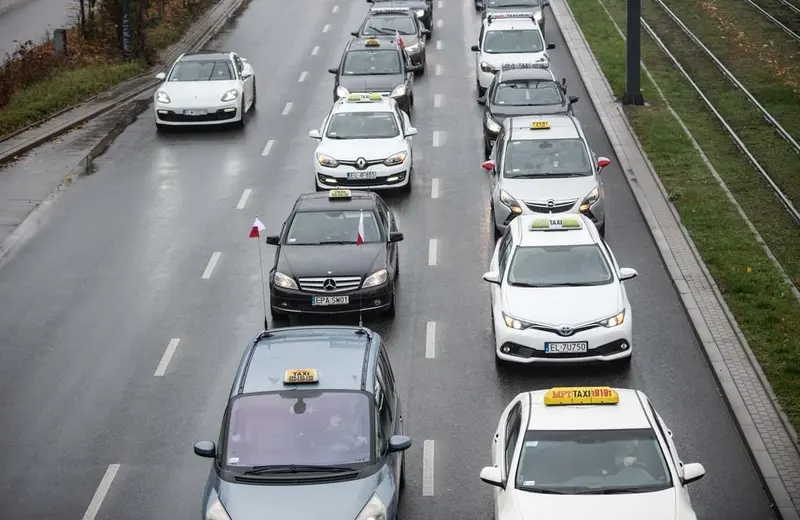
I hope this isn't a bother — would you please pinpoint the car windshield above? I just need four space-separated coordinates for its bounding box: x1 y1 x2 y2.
168 60 234 81
494 80 563 106
363 17 417 35
516 429 672 494
503 138 592 177
507 245 613 287
343 50 401 75
486 0 540 8
224 391 373 468
286 210 383 245
327 112 399 139
484 30 544 54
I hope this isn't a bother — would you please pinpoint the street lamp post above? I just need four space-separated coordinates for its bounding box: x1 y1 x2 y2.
624 0 645 105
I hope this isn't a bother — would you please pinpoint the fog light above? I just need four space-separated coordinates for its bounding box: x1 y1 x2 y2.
157 110 168 114
223 107 236 112
620 342 629 350
502 346 510 353
387 176 400 182
374 299 381 306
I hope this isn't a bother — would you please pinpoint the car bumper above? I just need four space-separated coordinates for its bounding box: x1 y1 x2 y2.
492 196 606 233
477 69 495 89
271 283 394 315
493 313 632 363
153 102 240 125
316 160 411 190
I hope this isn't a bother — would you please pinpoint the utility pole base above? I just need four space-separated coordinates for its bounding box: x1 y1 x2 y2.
622 92 645 105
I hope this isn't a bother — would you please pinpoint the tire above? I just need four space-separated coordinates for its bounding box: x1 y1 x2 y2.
270 307 289 327
382 292 396 318
251 80 257 109
618 353 632 367
416 54 426 76
484 139 492 160
477 82 486 98
400 455 406 489
156 122 167 133
490 203 501 239
237 99 246 128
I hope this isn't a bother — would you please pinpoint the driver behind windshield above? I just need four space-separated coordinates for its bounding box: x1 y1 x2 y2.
286 210 382 245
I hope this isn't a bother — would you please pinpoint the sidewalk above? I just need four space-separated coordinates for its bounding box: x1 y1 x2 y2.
551 1 800 518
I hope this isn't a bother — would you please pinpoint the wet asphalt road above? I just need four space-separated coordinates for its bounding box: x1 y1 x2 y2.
0 0 778 518
0 0 74 56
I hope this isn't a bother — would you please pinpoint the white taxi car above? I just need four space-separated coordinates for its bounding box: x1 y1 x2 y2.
483 214 637 365
309 93 418 191
471 13 555 97
482 115 611 238
480 386 706 520
153 51 256 130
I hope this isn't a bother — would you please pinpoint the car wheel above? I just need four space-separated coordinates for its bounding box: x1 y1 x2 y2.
238 99 246 128
477 82 485 97
156 122 166 133
270 307 289 326
490 203 501 239
400 455 406 489
315 183 323 192
484 139 492 160
618 353 632 368
251 80 257 109
382 292 396 318
417 54 426 76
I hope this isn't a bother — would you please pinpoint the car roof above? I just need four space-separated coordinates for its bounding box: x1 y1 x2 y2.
347 37 402 51
236 327 378 395
367 8 416 18
512 214 600 247
332 95 397 114
505 115 581 140
484 16 539 29
293 190 380 212
497 68 554 82
525 388 654 431
180 51 231 61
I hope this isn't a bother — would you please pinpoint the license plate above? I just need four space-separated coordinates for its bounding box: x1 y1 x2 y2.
347 171 377 180
312 295 350 306
544 342 588 353
183 109 208 116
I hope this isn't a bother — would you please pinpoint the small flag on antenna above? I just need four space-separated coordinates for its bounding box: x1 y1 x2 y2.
249 217 265 238
395 29 404 49
356 211 365 246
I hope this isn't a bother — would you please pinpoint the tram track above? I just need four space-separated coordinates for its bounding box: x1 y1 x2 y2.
742 0 800 43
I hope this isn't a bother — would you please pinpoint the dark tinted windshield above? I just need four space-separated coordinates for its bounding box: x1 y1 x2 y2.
327 112 399 139
484 30 544 54
508 245 613 287
224 391 373 468
343 50 401 75
504 138 592 177
493 80 563 106
363 16 417 35
168 60 234 81
287 210 383 245
516 429 672 494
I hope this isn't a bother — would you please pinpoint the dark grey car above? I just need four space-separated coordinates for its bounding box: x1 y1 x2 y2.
353 8 430 71
193 326 411 520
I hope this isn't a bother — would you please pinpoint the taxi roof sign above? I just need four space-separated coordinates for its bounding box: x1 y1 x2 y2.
371 7 411 13
284 369 319 384
544 387 620 406
528 217 582 230
347 93 383 102
328 189 353 199
501 62 549 71
364 38 381 47
530 120 550 129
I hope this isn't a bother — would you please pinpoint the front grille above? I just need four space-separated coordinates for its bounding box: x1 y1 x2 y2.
529 322 599 336
523 198 578 213
338 158 386 167
156 109 237 122
318 172 407 187
298 276 362 293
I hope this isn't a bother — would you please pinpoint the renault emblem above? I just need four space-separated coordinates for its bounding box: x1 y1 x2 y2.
322 279 337 291
355 157 367 170
557 324 573 336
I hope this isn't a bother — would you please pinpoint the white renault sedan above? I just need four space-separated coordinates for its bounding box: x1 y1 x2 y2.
483 214 637 365
309 93 417 191
480 386 706 520
153 51 256 130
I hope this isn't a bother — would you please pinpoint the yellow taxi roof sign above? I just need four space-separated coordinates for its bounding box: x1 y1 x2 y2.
544 387 619 406
328 189 352 199
528 217 582 231
347 93 383 102
284 369 319 384
365 38 380 46
530 120 550 129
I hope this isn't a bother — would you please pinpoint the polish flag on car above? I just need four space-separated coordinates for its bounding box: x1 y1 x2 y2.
356 211 365 246
395 29 404 49
249 217 265 238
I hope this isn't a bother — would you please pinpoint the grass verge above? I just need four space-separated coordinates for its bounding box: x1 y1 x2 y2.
565 0 800 431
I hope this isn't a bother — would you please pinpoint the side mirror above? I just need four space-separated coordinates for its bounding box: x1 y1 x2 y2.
266 235 280 246
546 42 556 50
479 466 504 488
476 96 486 105
194 440 216 458
410 63 424 72
560 77 567 88
309 129 322 139
619 267 638 281
388 435 412 452
241 72 252 79
482 271 500 284
351 31 359 37
328 67 338 74
597 156 611 169
569 95 579 103
421 28 430 35
404 127 418 137
542 0 549 5
155 72 166 81
471 44 480 52
240 57 248 62
481 160 495 171
389 231 404 243
681 463 706 485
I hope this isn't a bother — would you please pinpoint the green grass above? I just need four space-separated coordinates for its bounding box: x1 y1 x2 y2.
565 0 800 431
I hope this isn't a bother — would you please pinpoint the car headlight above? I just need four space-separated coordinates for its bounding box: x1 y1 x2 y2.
598 310 625 328
206 498 232 520
503 312 534 330
415 9 425 17
336 85 350 98
155 91 170 104
316 153 339 167
384 152 407 166
221 89 239 102
480 61 496 73
534 11 542 21
486 114 501 133
355 494 387 520
579 186 600 212
498 189 522 214
273 271 298 290
363 269 388 288
391 84 406 98
405 42 420 52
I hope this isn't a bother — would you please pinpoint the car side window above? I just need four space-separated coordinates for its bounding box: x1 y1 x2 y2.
377 199 395 232
478 25 485 47
498 234 514 277
374 372 391 453
648 403 676 461
394 106 406 131
504 403 522 473
233 56 243 76
494 131 506 164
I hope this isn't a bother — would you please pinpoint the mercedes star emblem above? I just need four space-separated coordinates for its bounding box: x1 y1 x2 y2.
355 157 367 170
322 278 337 292
557 324 574 336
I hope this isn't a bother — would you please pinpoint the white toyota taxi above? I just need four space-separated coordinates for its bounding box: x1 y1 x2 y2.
471 13 555 97
483 214 637 365
309 93 417 191
480 386 706 520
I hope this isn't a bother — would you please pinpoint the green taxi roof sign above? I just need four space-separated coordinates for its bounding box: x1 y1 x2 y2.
529 217 582 231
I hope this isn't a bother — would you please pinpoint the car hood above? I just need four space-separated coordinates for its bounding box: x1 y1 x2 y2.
159 80 240 105
502 283 621 325
489 103 568 120
512 488 680 520
278 244 385 278
340 74 405 94
500 175 597 204
319 138 406 162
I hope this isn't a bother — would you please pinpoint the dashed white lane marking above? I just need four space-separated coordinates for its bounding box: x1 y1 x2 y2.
282 102 293 115
432 130 443 147
426 321 436 358
311 46 320 55
436 40 442 50
323 24 331 32
261 139 275 156
422 440 435 496
154 338 181 377
81 464 120 520
298 71 308 82
202 252 221 279
438 0 444 7
436 19 443 28
431 178 440 198
433 94 442 108
332 5 339 12
428 239 438 266
236 189 252 209
435 64 443 75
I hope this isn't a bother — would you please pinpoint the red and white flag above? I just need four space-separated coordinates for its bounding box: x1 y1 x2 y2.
395 29 404 49
356 211 365 246
249 217 265 238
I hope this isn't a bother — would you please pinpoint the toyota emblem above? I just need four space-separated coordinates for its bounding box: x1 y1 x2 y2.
557 324 574 336
322 278 337 291
355 157 367 170
547 199 556 208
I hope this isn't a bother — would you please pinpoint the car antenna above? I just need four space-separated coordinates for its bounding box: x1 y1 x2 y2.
357 209 365 328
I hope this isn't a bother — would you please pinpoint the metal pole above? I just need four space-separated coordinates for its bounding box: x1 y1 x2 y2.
121 0 132 59
624 0 644 105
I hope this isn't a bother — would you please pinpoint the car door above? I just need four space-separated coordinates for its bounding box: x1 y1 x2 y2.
375 203 396 273
475 25 486 71
491 397 525 520
490 129 505 200
233 55 252 106
403 51 414 94
394 105 413 153
490 230 513 313
375 356 399 483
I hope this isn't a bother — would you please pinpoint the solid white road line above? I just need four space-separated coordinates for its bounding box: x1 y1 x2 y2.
422 440 435 496
261 139 275 156
236 189 252 209
432 130 443 147
428 239 438 266
431 178 440 199
435 40 442 50
154 338 180 377
426 321 436 358
282 102 293 115
435 64 443 75
312 46 320 55
202 252 221 279
332 5 339 12
81 464 120 520
436 19 443 28
433 94 442 108
298 71 308 82
323 24 331 32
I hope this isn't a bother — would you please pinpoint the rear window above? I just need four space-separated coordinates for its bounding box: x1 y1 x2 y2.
493 80 563 107
343 50 401 75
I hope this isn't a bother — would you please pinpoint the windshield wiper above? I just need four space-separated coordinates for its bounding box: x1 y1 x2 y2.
319 240 356 245
575 486 657 495
244 464 356 475
521 487 568 494
366 25 394 35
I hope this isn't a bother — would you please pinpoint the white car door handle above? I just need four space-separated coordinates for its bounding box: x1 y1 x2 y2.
493 433 499 442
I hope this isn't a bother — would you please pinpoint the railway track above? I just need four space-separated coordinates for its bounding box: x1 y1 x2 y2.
743 0 800 42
